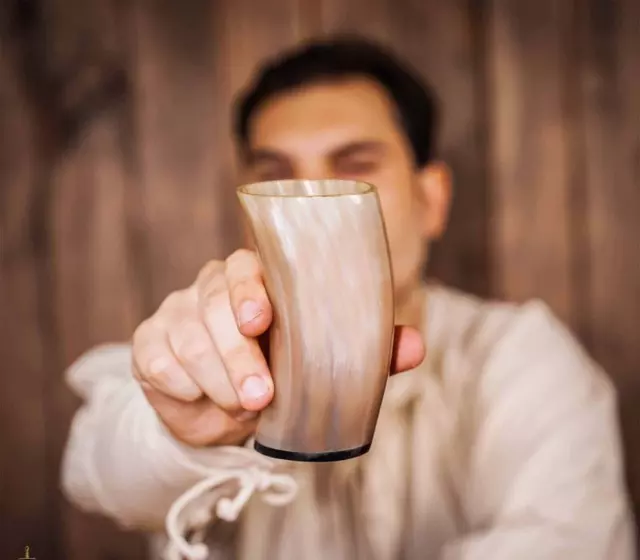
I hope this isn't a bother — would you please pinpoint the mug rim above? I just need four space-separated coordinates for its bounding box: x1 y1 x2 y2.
237 179 377 198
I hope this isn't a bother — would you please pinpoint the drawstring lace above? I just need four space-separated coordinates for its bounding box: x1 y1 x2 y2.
163 460 297 560
160 373 424 560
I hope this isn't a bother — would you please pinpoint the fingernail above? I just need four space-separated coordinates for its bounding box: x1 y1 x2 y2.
238 300 262 325
241 375 269 400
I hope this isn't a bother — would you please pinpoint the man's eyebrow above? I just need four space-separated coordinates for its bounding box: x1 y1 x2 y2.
246 148 288 164
330 141 386 159
246 141 386 164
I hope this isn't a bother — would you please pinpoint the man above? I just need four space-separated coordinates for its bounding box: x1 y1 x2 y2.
61 37 635 560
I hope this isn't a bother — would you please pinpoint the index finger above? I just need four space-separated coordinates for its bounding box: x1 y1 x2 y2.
225 249 273 337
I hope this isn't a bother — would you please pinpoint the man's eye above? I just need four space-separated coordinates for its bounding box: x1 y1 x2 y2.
253 167 293 181
336 159 379 175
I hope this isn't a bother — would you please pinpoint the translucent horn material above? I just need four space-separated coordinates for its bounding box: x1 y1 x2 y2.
237 179 395 462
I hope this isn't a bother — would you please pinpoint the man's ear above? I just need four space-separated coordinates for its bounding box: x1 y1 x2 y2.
415 161 452 240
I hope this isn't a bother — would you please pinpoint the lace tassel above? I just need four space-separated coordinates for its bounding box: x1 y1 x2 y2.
164 467 297 560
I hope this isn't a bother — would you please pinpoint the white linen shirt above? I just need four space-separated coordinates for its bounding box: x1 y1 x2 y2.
61 286 636 559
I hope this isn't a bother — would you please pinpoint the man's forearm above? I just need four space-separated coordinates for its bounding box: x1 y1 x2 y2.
61 364 208 530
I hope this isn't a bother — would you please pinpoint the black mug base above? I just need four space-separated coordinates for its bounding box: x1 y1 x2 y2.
254 441 371 463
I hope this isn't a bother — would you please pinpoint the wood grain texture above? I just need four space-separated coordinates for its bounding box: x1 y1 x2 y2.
575 0 640 385
317 0 392 42
131 0 233 306
0 48 49 559
573 0 640 532
487 0 575 324
213 0 302 249
51 110 147 560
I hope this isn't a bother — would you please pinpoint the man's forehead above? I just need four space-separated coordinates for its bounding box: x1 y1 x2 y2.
247 140 386 164
247 78 401 156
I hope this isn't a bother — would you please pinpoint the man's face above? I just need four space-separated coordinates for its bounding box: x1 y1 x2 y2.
242 78 449 304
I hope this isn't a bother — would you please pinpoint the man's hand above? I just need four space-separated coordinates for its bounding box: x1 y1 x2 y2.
132 249 426 447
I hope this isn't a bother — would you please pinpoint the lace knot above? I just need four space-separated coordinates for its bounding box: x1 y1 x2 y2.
164 459 297 560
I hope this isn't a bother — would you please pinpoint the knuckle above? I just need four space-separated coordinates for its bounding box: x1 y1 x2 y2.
132 320 151 347
174 335 210 365
228 277 254 300
227 248 255 263
200 289 229 321
196 260 225 286
132 318 162 351
226 250 261 276
161 289 193 311
220 343 253 372
134 341 174 382
168 318 213 364
200 272 228 303
203 259 225 276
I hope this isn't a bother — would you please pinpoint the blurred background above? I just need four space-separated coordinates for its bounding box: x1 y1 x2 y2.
1 0 638 558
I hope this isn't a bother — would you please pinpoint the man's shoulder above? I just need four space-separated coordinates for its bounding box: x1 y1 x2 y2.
428 284 559 356
427 285 606 393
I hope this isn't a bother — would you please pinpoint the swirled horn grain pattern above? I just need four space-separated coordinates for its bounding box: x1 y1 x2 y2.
237 180 395 462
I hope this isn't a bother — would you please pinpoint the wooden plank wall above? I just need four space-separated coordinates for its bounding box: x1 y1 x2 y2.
0 0 638 558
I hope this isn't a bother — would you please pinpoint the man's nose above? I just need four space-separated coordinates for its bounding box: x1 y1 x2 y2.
292 163 335 181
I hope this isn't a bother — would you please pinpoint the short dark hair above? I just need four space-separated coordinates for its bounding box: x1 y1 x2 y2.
233 36 440 167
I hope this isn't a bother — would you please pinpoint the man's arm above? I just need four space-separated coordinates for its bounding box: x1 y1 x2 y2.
60 344 270 531
61 250 424 536
441 303 636 560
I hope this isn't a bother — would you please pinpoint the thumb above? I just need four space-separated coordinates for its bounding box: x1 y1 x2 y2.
390 325 426 374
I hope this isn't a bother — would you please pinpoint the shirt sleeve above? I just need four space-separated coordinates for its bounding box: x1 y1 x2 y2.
60 344 270 531
439 302 636 560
